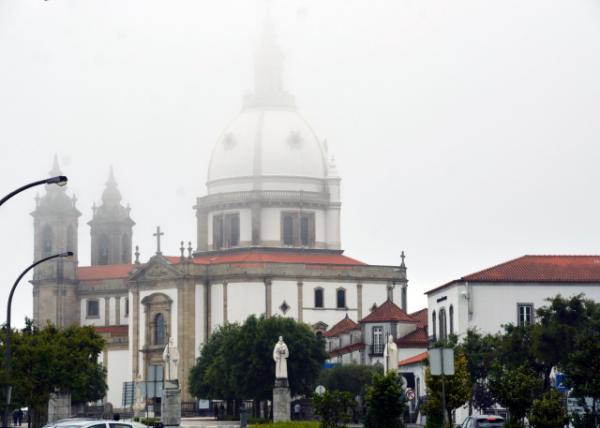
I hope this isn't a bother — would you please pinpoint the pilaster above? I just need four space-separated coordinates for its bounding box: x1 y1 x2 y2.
297 280 303 322
265 278 272 317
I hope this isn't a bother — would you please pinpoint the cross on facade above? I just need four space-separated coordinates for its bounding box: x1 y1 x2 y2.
153 226 164 255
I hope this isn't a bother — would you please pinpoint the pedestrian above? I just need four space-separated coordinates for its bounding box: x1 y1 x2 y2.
213 403 219 420
219 402 225 419
12 410 18 427
17 409 23 426
293 402 301 420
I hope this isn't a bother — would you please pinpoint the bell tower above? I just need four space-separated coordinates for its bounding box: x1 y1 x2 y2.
31 155 81 326
88 167 135 265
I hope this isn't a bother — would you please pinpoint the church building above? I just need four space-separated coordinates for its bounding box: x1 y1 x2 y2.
31 22 408 408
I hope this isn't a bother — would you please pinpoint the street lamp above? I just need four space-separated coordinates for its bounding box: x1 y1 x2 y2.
0 176 68 208
2 251 73 427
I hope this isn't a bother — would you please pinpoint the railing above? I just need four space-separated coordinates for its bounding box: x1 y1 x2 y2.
197 190 330 208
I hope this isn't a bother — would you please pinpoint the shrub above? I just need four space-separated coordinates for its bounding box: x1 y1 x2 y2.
312 390 355 428
364 372 407 428
528 389 569 428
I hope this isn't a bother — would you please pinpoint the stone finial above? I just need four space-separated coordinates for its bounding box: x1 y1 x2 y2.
180 241 185 262
49 153 62 177
400 251 406 268
134 245 140 264
187 241 193 260
101 166 122 205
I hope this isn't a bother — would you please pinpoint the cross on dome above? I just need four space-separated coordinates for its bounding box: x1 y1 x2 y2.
153 226 164 255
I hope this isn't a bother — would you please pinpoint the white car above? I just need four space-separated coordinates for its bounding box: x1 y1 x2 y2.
47 420 149 428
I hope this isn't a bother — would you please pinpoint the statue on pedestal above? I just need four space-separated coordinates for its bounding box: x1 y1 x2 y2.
163 337 180 382
273 336 289 380
383 334 398 374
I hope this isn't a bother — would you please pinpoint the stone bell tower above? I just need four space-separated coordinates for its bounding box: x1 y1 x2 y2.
31 155 81 326
88 167 135 265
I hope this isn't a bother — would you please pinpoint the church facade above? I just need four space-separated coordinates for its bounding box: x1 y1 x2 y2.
31 23 407 407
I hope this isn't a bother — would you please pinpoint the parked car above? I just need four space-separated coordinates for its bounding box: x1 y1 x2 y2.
459 415 505 428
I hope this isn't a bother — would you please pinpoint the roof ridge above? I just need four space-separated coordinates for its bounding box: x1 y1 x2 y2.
461 255 528 280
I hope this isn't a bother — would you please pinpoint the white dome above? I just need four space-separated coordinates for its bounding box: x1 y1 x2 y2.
207 108 328 186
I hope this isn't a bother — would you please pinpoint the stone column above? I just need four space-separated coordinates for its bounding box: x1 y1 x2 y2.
265 278 272 317
178 279 196 401
251 202 261 245
223 282 228 323
104 297 110 326
297 280 303 322
357 283 363 320
116 296 121 325
205 281 211 340
131 286 140 380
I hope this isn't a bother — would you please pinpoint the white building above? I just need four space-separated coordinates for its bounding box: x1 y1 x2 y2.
426 255 600 340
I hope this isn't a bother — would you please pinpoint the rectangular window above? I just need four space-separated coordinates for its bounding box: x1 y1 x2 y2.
314 288 324 308
517 303 534 326
147 364 164 398
281 211 315 247
372 326 383 355
124 297 129 318
87 300 99 318
212 212 240 249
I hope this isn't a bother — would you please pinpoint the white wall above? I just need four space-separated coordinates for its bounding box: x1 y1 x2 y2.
261 208 280 242
271 280 298 319
227 281 265 323
210 283 223 332
106 349 129 407
361 282 390 315
80 298 106 326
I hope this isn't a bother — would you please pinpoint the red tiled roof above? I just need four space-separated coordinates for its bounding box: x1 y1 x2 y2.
77 251 366 281
396 327 428 348
79 264 134 280
95 325 128 335
360 299 416 324
409 308 428 329
324 315 360 337
398 351 428 367
328 342 365 358
426 255 600 294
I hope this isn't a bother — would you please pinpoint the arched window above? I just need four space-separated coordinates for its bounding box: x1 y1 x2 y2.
98 234 109 265
432 310 437 339
66 225 75 254
154 313 166 345
439 308 447 340
336 288 346 309
42 225 53 257
314 288 324 308
121 234 130 263
449 305 454 334
316 331 323 341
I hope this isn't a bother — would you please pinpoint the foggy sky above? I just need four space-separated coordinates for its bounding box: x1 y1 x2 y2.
1 0 600 328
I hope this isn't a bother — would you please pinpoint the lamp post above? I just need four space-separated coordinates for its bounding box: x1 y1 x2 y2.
0 176 68 208
2 251 73 428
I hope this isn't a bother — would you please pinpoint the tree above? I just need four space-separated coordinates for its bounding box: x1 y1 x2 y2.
1 321 107 428
528 389 569 428
561 299 600 427
534 294 590 390
188 322 242 401
189 314 327 416
317 364 381 398
313 390 355 428
488 363 543 423
364 372 407 428
458 329 498 413
424 352 471 427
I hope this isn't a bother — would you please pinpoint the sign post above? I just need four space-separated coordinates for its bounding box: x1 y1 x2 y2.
429 348 454 427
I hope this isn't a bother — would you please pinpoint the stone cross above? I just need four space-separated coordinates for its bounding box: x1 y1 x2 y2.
153 226 164 255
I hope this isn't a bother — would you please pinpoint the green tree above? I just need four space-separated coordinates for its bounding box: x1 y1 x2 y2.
188 322 242 401
562 299 600 427
424 353 471 427
313 390 355 428
1 321 107 428
364 372 407 428
488 363 543 423
317 363 381 398
528 389 569 428
458 329 498 413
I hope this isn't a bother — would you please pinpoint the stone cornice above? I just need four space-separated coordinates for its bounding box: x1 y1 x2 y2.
194 190 332 211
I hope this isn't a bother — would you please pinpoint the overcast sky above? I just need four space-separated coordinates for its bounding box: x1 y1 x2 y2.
1 0 600 328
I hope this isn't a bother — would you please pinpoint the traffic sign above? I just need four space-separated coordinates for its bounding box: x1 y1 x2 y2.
406 388 416 401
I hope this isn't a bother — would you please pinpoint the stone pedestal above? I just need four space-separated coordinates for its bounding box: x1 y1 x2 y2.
273 379 291 422
48 392 71 424
161 388 181 426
